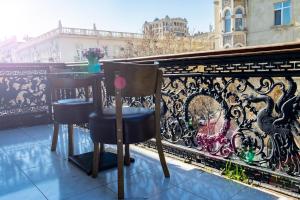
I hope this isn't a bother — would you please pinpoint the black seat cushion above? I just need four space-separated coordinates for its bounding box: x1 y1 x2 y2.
89 107 155 144
53 98 94 124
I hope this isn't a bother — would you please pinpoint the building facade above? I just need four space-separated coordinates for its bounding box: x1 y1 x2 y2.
143 16 189 37
1 19 214 63
0 22 143 63
0 37 20 62
214 0 300 49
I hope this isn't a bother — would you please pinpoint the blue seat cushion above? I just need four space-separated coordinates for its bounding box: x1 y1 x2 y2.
53 98 94 124
54 98 92 106
89 107 155 144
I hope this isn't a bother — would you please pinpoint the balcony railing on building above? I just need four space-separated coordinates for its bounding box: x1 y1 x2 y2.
1 43 300 195
223 32 246 47
16 27 143 50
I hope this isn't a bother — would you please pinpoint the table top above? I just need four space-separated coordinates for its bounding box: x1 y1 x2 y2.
47 71 104 79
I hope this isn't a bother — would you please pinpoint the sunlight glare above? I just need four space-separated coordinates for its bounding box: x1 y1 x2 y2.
0 1 29 39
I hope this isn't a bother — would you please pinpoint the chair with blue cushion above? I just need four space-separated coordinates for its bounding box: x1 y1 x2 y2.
49 74 100 156
89 62 170 199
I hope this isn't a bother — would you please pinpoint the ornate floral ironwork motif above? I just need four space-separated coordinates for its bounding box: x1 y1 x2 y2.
233 77 300 176
158 59 300 177
0 64 66 129
0 69 49 116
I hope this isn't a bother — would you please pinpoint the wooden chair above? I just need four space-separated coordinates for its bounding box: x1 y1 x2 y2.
48 74 100 156
89 62 170 199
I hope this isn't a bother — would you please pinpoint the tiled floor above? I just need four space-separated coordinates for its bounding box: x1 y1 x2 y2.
0 125 288 200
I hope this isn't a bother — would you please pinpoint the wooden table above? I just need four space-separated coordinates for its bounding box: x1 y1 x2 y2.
48 72 133 175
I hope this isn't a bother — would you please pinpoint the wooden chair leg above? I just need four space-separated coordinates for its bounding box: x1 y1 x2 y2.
155 134 170 177
100 143 105 153
124 144 131 166
92 142 100 178
115 82 124 199
68 124 74 157
117 143 124 199
51 123 59 151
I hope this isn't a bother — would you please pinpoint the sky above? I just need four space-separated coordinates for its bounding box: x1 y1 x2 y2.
0 0 214 41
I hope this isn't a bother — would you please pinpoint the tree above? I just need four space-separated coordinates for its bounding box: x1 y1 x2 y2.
120 30 211 58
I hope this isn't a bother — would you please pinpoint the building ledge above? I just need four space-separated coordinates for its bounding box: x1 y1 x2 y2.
271 24 294 31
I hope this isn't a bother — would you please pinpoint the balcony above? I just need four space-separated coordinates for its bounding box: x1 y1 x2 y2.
0 125 283 200
1 43 300 199
223 32 246 47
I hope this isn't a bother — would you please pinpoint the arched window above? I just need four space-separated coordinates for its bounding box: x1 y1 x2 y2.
224 10 231 33
235 8 243 31
224 44 231 49
235 44 243 48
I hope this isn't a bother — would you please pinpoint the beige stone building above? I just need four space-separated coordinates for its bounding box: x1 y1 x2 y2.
0 21 143 63
1 18 214 62
214 0 300 49
141 16 215 54
143 16 189 37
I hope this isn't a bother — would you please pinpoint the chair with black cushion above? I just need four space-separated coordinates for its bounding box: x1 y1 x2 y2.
89 62 170 199
49 74 100 156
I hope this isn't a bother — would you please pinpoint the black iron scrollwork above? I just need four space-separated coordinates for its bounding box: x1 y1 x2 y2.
158 64 300 177
0 69 49 117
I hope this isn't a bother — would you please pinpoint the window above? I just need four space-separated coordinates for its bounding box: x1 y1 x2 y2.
274 0 291 26
224 10 231 33
235 9 243 31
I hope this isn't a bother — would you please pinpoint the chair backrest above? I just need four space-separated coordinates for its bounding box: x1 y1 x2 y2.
102 62 161 97
48 74 99 102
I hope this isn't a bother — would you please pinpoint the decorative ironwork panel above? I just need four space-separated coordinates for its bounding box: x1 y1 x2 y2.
161 65 199 74
160 61 300 75
0 64 62 129
0 69 48 114
158 70 300 177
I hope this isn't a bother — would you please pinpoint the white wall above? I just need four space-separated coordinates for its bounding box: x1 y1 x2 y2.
15 35 135 62
247 0 300 46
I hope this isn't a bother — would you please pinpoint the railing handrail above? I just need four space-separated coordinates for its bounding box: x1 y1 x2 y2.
107 41 300 63
15 27 143 51
0 63 65 68
60 27 143 38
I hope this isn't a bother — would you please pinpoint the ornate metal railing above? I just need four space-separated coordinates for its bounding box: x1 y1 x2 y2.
159 74 300 173
0 63 64 129
1 43 300 195
116 43 300 194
